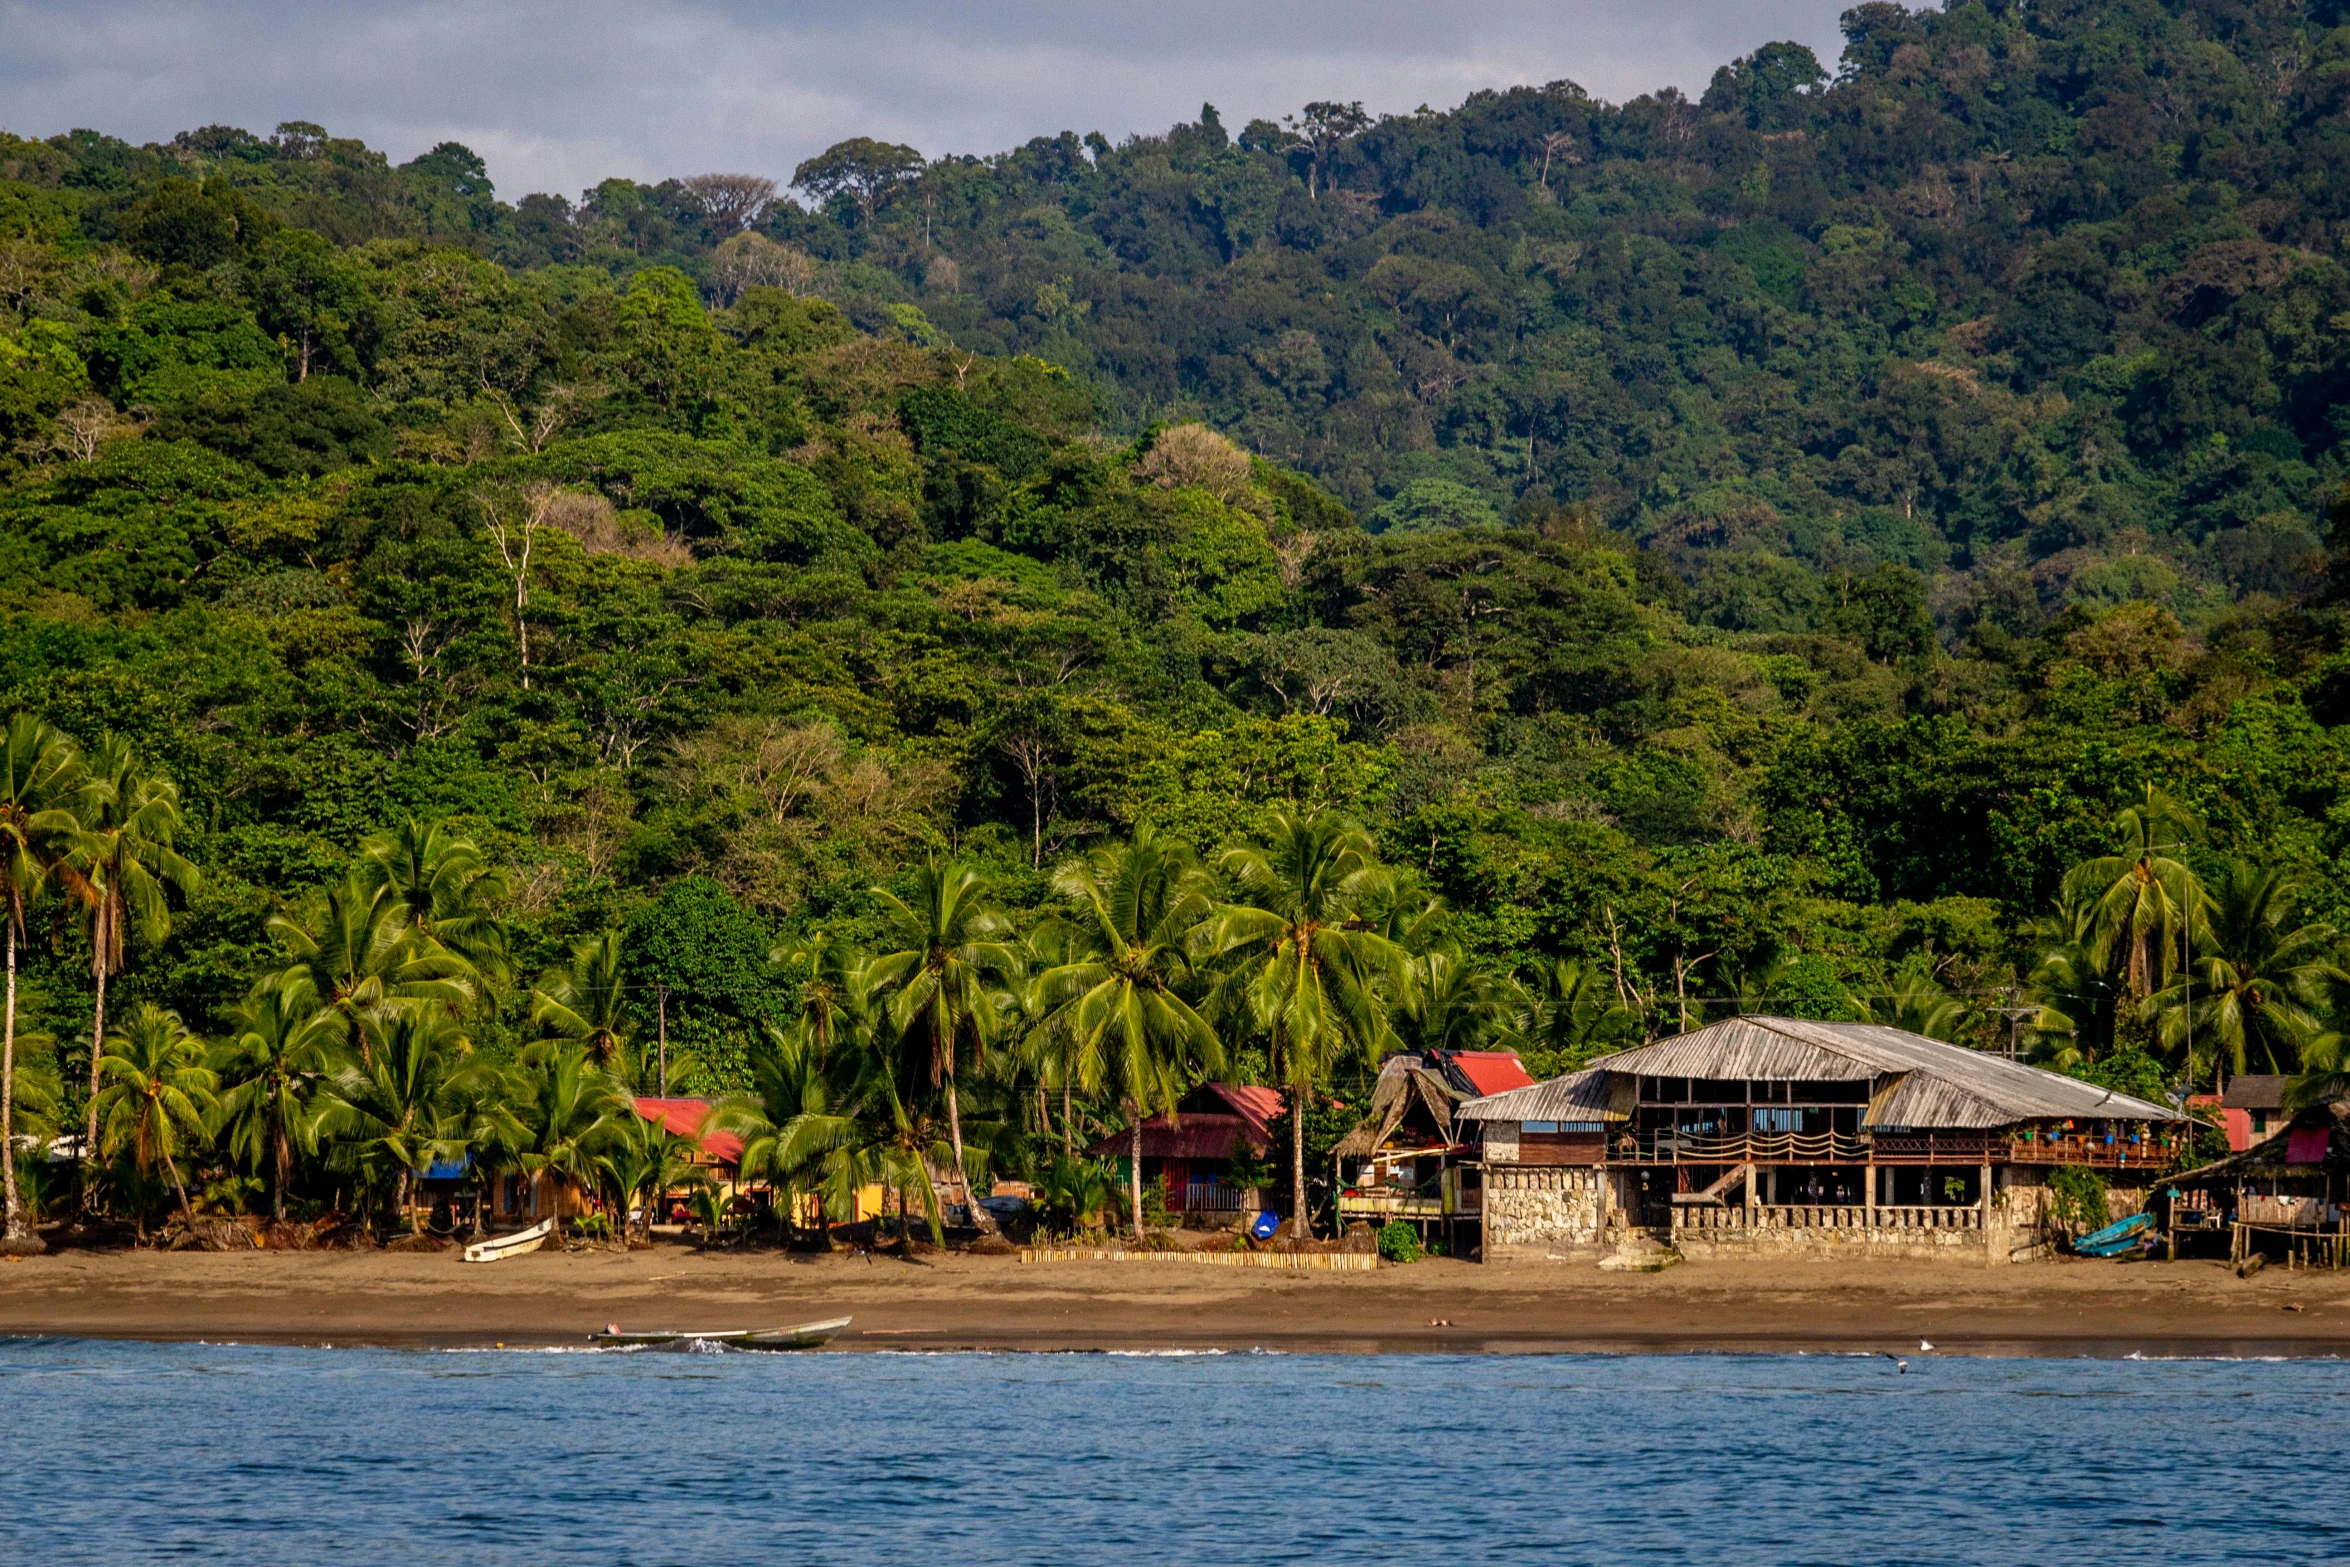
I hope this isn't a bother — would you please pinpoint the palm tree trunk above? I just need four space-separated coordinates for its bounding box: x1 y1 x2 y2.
1290 1081 1311 1241
1061 1080 1073 1161
942 1071 999 1235
1130 1107 1145 1242
393 1166 413 1234
272 1121 290 1224
81 951 110 1212
162 1150 195 1231
1 921 27 1246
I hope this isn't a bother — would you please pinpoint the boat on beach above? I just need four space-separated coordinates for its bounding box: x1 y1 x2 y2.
460 1218 556 1264
590 1316 852 1351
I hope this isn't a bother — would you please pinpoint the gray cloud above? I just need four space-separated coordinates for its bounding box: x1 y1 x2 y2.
0 1 1861 199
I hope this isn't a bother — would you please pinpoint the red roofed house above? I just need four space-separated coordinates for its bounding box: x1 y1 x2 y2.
1086 1083 1284 1220
631 1097 745 1171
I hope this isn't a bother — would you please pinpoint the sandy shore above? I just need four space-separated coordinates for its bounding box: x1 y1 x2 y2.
6 1243 2350 1357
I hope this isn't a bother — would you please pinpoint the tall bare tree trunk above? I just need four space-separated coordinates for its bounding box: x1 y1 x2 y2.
1 921 33 1250
162 1150 194 1231
1129 1108 1145 1242
1062 1080 1073 1161
942 1072 1000 1235
81 938 110 1212
272 1122 289 1224
1290 1081 1312 1241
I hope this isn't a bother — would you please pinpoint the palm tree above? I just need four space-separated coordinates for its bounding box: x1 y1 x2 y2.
714 1019 845 1243
770 1020 958 1248
211 971 341 1223
769 930 867 1066
268 875 476 1063
1393 948 1515 1056
507 1043 627 1225
1202 809 1403 1239
316 1009 484 1233
66 736 199 1201
531 930 631 1075
90 1004 217 1235
359 816 512 994
1509 957 1636 1073
2023 884 2123 1068
2064 785 2209 999
598 1109 705 1242
2148 860 2347 1082
868 859 1019 1234
0 715 87 1251
1043 830 1222 1239
1850 971 1976 1042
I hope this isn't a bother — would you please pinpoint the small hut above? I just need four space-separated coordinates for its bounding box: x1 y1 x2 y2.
1335 1049 1534 1245
2159 1096 2348 1266
1086 1083 1284 1221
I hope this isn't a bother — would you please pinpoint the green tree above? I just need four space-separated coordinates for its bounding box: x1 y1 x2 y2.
1392 948 1515 1056
869 859 1019 1235
2148 861 2348 1084
1044 830 1222 1239
0 715 87 1251
211 971 340 1223
507 1043 626 1224
66 735 198 1203
1203 809 1402 1238
316 1009 483 1233
2062 787 2209 1000
1509 958 1637 1078
597 1109 704 1242
791 139 924 221
91 1004 217 1234
360 817 511 997
531 930 631 1075
268 876 476 1064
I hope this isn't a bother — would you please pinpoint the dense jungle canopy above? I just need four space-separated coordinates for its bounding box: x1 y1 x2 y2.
6 0 2350 1232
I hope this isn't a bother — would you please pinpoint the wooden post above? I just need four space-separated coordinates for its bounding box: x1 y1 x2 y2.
1863 1162 1875 1230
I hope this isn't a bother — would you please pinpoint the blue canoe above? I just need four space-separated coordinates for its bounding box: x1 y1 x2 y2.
2073 1211 2153 1257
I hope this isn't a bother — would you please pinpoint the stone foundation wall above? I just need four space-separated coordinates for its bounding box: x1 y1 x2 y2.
1481 1163 2153 1265
1483 1166 1612 1254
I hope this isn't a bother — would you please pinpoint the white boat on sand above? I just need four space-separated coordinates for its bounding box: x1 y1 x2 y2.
461 1218 556 1264
589 1316 851 1351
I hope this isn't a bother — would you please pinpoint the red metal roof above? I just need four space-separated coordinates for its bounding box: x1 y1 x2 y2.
1447 1051 1535 1096
1084 1083 1285 1162
631 1097 743 1166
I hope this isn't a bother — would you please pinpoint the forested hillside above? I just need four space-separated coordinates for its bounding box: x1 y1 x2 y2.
3 1 2350 1243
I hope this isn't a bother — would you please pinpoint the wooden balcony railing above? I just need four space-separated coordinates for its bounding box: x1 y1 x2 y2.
1615 1129 2184 1169
1674 1204 1983 1233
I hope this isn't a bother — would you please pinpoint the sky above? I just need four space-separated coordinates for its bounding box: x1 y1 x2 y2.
1 1 1865 201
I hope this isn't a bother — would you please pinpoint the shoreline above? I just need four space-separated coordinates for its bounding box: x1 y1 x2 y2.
6 1246 2349 1359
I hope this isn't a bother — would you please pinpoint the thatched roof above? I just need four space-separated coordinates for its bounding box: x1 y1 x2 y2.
1333 1059 1458 1159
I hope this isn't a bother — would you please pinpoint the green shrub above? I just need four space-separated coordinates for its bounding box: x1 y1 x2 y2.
2048 1166 2110 1230
1375 1220 1422 1263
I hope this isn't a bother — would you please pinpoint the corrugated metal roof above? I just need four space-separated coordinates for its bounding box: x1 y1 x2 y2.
1085 1083 1285 1162
1089 1112 1269 1162
633 1097 745 1164
1459 1017 2182 1130
1457 1068 1618 1122
1446 1051 1536 1096
2219 1075 2290 1110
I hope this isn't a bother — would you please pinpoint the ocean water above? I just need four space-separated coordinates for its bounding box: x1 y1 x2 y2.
0 1339 2342 1566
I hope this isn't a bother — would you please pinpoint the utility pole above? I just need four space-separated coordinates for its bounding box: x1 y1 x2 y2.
656 985 669 1096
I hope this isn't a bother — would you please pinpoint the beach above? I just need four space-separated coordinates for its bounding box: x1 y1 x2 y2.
4 1246 2346 1357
